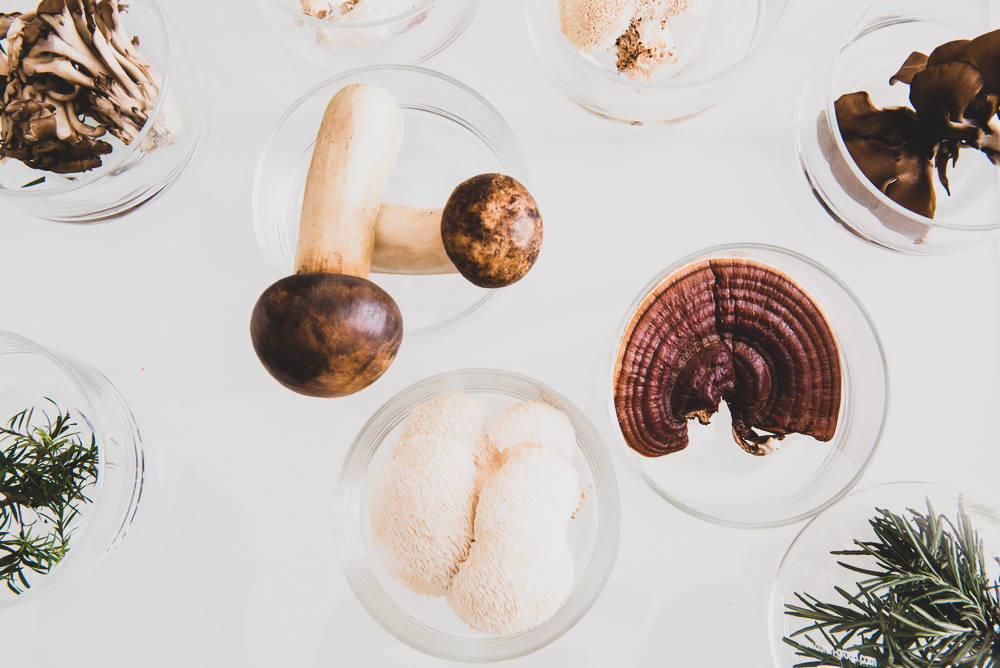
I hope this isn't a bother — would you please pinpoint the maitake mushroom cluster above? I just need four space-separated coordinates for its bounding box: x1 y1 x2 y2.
0 0 167 175
836 29 1000 218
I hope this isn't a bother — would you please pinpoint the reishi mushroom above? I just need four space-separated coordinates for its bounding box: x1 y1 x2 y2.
614 259 842 457
250 84 404 398
370 173 543 287
445 444 580 635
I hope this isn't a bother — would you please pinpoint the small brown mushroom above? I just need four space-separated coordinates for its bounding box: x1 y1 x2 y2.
370 175 543 286
440 174 543 289
251 84 404 398
614 259 841 457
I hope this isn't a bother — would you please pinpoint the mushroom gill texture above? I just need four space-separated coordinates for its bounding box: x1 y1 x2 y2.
0 0 169 174
613 259 841 458
837 29 1000 217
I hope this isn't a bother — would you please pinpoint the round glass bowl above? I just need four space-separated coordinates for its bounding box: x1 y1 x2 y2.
770 482 1000 667
253 65 527 335
336 369 621 662
609 244 887 528
0 331 144 608
525 0 789 124
797 0 1000 254
0 0 205 223
255 0 482 68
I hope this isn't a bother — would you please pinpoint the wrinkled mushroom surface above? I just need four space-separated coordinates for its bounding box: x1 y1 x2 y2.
837 28 1000 217
0 0 167 174
614 259 841 457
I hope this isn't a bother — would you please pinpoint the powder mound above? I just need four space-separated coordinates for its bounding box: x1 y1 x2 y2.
488 401 577 460
371 433 479 596
446 445 580 635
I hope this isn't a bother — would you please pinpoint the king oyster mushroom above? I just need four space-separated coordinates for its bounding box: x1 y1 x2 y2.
0 0 175 175
836 28 1000 217
614 259 842 457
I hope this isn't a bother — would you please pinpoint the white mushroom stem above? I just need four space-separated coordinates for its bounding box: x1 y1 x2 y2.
372 204 454 275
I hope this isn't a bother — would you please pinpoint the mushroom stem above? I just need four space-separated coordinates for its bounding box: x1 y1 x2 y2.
372 204 452 275
296 84 404 278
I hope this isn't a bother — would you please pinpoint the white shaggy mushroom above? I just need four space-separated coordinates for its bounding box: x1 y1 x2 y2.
488 401 577 460
446 445 581 635
371 392 498 596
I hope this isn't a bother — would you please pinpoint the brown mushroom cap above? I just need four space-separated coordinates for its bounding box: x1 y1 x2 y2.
441 173 543 289
250 273 403 398
614 259 841 458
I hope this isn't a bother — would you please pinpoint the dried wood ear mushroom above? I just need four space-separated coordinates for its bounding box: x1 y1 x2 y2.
836 29 1000 217
614 259 841 457
0 0 174 175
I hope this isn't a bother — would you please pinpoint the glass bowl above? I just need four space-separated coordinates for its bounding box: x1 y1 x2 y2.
0 331 144 608
608 244 888 528
0 0 205 223
796 0 1000 254
770 481 1000 667
253 65 528 335
525 0 790 124
255 0 482 68
336 369 621 662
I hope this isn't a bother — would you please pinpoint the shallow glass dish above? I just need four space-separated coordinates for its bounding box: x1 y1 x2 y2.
609 244 887 528
525 0 789 124
336 369 621 662
769 481 1000 667
255 0 481 68
0 0 205 223
254 65 527 335
797 0 1000 254
0 331 144 608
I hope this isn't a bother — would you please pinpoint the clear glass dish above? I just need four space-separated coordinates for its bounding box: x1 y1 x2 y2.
0 331 145 608
769 481 1000 667
336 369 621 662
253 65 528 335
0 0 205 223
255 0 482 68
525 0 789 124
796 0 1000 254
608 244 888 528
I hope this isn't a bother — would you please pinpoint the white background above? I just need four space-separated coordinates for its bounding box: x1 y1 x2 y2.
2 0 1000 666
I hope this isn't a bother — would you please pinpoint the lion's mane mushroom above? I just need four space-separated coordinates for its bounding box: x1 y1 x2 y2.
441 174 543 289
836 28 1000 217
446 444 580 635
0 0 173 175
614 259 841 458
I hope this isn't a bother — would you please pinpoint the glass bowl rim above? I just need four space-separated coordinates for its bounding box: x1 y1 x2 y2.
0 0 173 200
766 480 998 667
260 0 444 29
819 1 1000 232
526 0 791 91
0 329 142 607
251 63 532 336
335 367 622 662
606 242 890 529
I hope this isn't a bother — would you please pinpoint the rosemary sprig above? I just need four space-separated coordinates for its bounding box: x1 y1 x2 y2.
784 500 1000 667
0 402 99 595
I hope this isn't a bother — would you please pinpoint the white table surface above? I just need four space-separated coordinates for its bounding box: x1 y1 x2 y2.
2 1 999 666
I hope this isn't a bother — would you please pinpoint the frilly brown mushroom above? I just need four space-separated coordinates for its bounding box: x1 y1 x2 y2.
613 259 841 458
0 0 172 175
838 29 1000 217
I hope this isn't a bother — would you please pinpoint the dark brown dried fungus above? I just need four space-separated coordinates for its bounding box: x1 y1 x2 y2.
837 29 1000 218
614 259 842 458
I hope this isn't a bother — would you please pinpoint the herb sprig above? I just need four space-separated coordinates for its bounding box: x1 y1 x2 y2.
0 403 99 595
784 500 1000 667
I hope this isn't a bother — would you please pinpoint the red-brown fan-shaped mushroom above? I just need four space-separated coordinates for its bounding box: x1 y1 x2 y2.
614 259 842 457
